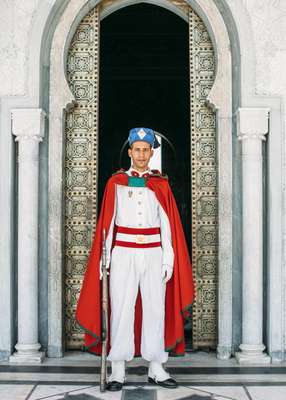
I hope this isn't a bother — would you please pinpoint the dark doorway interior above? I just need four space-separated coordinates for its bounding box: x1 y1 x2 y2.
98 3 192 349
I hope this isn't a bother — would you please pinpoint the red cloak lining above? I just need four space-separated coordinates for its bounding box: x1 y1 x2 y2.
76 172 194 355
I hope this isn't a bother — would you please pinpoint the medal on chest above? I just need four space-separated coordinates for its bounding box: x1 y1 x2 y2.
127 176 146 198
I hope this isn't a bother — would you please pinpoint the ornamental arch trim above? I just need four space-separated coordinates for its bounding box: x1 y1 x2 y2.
48 0 232 358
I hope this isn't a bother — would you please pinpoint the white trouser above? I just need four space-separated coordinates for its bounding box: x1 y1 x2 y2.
107 245 168 364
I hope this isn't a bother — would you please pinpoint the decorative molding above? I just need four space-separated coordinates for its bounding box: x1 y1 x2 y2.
237 107 270 138
238 134 267 142
47 0 232 357
11 108 46 141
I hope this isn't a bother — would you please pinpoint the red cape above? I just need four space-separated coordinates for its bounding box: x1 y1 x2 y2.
76 171 194 355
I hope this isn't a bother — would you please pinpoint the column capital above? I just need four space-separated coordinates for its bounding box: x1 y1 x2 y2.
11 108 46 142
237 107 270 141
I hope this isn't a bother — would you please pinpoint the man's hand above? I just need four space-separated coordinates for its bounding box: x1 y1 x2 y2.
100 259 110 280
161 264 173 284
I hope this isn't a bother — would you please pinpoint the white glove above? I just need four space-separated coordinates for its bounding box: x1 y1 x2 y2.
99 258 110 280
161 264 173 284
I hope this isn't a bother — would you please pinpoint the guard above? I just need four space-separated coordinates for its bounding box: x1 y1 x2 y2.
76 127 194 391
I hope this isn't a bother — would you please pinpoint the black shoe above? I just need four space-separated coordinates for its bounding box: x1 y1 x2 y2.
148 376 178 389
106 380 124 391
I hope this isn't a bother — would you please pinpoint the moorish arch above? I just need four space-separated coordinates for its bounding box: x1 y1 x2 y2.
3 0 283 365
65 1 216 351
48 0 232 359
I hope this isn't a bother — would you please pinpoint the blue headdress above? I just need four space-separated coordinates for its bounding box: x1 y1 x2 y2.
128 127 161 149
119 128 176 167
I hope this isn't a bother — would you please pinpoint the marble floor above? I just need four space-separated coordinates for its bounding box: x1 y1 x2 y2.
1 383 286 400
1 352 286 400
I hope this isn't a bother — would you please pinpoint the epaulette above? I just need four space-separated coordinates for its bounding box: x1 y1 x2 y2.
150 169 168 180
112 168 126 176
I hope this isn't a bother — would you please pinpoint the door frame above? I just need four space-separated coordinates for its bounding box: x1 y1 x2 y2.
48 0 232 359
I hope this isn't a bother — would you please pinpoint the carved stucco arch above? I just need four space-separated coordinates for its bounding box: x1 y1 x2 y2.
47 0 232 358
0 0 281 363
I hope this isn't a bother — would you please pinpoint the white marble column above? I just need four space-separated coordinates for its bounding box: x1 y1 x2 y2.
9 109 45 363
235 108 270 364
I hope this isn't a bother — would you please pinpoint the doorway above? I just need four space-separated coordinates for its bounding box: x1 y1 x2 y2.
64 1 217 352
98 3 192 348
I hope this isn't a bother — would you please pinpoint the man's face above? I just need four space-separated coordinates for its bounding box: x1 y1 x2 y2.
128 141 153 172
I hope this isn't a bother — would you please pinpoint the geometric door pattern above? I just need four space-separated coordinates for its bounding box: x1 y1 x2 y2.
64 2 217 350
189 9 217 349
65 6 100 349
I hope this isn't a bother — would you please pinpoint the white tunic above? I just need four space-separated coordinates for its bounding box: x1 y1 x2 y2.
104 168 174 268
105 168 174 366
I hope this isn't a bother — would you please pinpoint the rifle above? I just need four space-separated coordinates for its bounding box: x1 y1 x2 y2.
100 229 109 392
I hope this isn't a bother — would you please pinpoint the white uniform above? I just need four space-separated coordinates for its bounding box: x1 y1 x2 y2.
104 168 174 372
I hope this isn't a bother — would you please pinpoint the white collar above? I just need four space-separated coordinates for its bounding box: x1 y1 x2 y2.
127 167 150 177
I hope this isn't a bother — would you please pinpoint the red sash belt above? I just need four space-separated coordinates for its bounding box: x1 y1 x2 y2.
114 225 161 248
115 226 160 235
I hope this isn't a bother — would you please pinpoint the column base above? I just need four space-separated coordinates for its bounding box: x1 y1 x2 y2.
9 351 45 364
217 345 232 360
235 344 270 365
47 344 63 358
269 351 284 363
9 343 45 364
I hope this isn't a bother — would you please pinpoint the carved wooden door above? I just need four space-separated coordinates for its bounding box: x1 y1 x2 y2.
65 1 217 350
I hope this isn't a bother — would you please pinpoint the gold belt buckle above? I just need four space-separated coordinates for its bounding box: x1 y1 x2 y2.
136 234 146 244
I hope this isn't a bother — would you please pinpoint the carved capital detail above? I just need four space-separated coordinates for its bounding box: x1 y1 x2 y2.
11 109 46 142
237 107 270 141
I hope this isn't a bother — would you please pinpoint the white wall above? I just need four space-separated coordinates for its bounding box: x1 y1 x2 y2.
1 1 286 97
0 0 39 96
0 0 285 359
